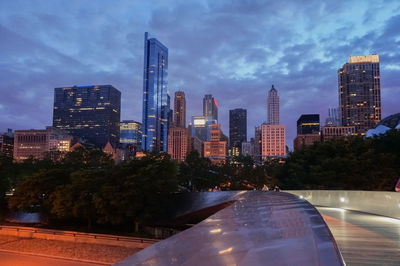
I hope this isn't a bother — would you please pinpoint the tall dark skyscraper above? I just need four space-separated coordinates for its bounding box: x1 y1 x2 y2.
338 55 381 134
174 91 186 128
53 85 121 148
229 108 247 155
297 114 320 134
203 94 218 121
141 32 169 152
267 85 279 125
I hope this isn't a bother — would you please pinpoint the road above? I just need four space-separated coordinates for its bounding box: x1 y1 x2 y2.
0 251 107 266
317 206 400 266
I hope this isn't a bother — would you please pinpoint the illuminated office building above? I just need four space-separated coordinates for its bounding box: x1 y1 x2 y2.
261 124 286 160
141 32 170 152
203 124 227 163
53 85 121 148
338 55 381 134
0 129 14 157
174 91 186 128
297 114 320 134
120 120 142 148
229 108 247 156
267 85 279 125
13 127 72 162
167 127 189 162
203 94 218 122
191 116 207 141
322 126 356 141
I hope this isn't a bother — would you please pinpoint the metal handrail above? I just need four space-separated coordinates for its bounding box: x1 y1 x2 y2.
0 225 158 244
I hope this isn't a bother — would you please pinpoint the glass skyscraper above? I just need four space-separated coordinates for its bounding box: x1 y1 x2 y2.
229 108 247 155
203 94 218 122
141 32 170 152
120 120 142 147
53 85 121 148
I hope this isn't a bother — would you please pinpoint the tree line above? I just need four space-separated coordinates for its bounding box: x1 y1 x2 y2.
0 129 399 232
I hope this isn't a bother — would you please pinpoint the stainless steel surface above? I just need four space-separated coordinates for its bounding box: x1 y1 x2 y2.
115 191 344 266
318 207 400 266
288 190 400 219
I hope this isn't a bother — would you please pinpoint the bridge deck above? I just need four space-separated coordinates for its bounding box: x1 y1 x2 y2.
318 207 400 266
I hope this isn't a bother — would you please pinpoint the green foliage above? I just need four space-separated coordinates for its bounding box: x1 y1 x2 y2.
277 130 400 190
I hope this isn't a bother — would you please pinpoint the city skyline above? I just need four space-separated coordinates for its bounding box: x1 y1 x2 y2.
1 0 400 149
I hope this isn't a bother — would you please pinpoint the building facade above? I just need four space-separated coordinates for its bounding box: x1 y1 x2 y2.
120 120 142 148
229 108 247 156
297 114 320 135
141 32 170 152
322 126 356 141
293 133 321 150
174 91 186 128
191 116 207 141
261 124 286 160
13 127 72 162
338 55 381 134
203 94 218 122
267 85 279 125
167 127 189 162
203 124 227 163
53 85 121 148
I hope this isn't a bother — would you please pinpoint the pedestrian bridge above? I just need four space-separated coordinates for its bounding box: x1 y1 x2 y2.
116 190 400 266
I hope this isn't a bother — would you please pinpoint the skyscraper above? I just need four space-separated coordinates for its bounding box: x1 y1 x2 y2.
338 55 381 134
229 108 247 156
203 94 218 121
53 85 121 148
174 91 186 128
142 32 169 152
267 85 279 125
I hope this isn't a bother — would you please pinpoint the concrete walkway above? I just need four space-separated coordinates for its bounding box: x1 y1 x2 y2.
317 207 400 266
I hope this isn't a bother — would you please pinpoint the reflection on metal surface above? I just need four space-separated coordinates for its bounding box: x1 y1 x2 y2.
218 247 233 255
115 192 344 266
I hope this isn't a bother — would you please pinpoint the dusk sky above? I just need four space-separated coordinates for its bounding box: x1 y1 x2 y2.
1 0 399 149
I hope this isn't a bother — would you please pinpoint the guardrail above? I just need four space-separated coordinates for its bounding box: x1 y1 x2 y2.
0 225 158 248
287 190 400 220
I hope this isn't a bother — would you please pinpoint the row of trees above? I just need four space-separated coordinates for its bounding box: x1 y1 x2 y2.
1 130 399 231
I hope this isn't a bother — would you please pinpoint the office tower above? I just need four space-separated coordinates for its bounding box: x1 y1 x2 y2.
203 94 218 121
229 108 247 156
0 130 13 158
325 107 341 127
267 85 279 125
167 127 189 162
120 120 142 148
191 116 207 141
13 127 72 162
297 114 320 134
203 124 227 163
261 124 286 160
53 85 121 148
254 126 262 162
174 91 186 128
338 55 381 134
142 32 169 152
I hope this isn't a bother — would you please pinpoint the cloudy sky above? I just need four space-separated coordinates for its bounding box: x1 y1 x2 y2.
1 0 399 149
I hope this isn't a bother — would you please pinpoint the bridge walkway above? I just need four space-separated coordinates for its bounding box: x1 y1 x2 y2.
317 207 400 266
